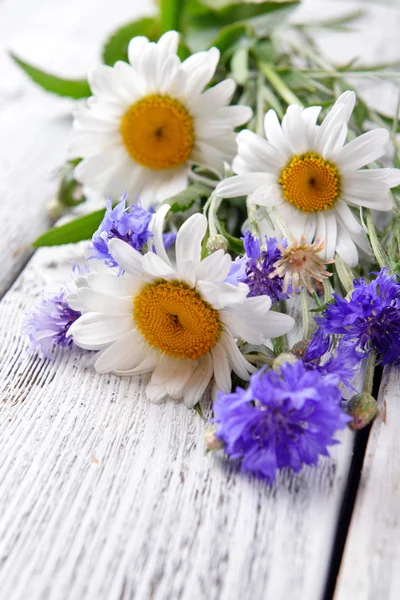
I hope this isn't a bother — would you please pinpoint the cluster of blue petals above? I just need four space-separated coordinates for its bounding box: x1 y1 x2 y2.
23 290 81 359
213 361 350 482
89 198 154 267
317 269 400 366
303 332 358 388
226 232 286 303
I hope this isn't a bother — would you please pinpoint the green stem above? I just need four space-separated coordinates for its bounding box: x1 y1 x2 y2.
246 196 259 236
271 208 293 242
244 354 274 366
293 70 400 79
159 0 182 34
301 289 314 340
334 253 354 294
258 62 303 107
323 279 333 303
366 212 391 269
256 72 265 136
363 350 377 396
207 193 223 237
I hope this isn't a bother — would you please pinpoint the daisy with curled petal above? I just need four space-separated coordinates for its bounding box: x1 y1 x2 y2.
67 206 294 408
69 31 252 208
216 91 400 267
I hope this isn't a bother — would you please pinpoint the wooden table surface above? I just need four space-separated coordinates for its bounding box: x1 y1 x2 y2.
0 1 399 598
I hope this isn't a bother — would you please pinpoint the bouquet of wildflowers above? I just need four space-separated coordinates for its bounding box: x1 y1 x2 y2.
19 0 400 482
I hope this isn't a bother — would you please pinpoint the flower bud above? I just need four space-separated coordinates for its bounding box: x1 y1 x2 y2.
204 425 224 452
206 234 228 254
347 393 378 430
273 352 298 372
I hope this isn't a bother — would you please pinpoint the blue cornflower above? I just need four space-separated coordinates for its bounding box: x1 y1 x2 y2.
213 361 350 482
224 256 247 285
242 232 287 301
317 269 400 365
302 332 358 387
23 290 81 359
89 197 153 267
225 232 287 302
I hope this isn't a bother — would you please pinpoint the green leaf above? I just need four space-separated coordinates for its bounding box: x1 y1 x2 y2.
10 53 91 99
188 1 300 27
183 1 298 50
102 18 160 66
208 23 247 55
163 183 211 213
193 403 204 420
32 210 105 248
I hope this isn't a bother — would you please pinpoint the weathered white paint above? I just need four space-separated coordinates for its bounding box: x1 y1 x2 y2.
0 0 399 598
0 245 357 600
335 366 400 600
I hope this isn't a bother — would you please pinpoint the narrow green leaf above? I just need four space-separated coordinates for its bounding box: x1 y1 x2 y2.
10 53 91 99
163 183 211 213
102 18 160 66
32 210 105 248
193 403 204 420
309 301 334 313
219 222 244 255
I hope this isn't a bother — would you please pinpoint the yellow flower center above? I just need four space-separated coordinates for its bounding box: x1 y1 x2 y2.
133 282 220 360
279 152 341 213
120 94 194 170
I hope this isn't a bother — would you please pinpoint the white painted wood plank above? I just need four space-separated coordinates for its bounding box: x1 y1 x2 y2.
0 245 358 600
0 0 154 297
0 1 397 598
334 365 400 600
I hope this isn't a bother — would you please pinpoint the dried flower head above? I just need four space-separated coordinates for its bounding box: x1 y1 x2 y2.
270 236 334 294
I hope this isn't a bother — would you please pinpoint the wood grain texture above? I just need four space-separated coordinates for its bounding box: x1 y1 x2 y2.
0 0 154 297
334 366 400 600
1 1 399 598
0 245 358 600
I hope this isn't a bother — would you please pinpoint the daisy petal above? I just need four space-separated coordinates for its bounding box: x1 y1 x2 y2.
108 238 147 278
219 329 256 380
150 204 172 265
211 342 231 393
69 314 133 350
176 213 207 283
77 287 133 315
145 382 168 404
183 353 214 408
335 227 359 268
195 250 232 283
197 281 248 309
95 329 146 373
337 129 389 171
216 173 274 198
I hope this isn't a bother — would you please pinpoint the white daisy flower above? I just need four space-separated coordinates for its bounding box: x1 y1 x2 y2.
69 31 252 208
216 91 400 267
67 206 294 408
